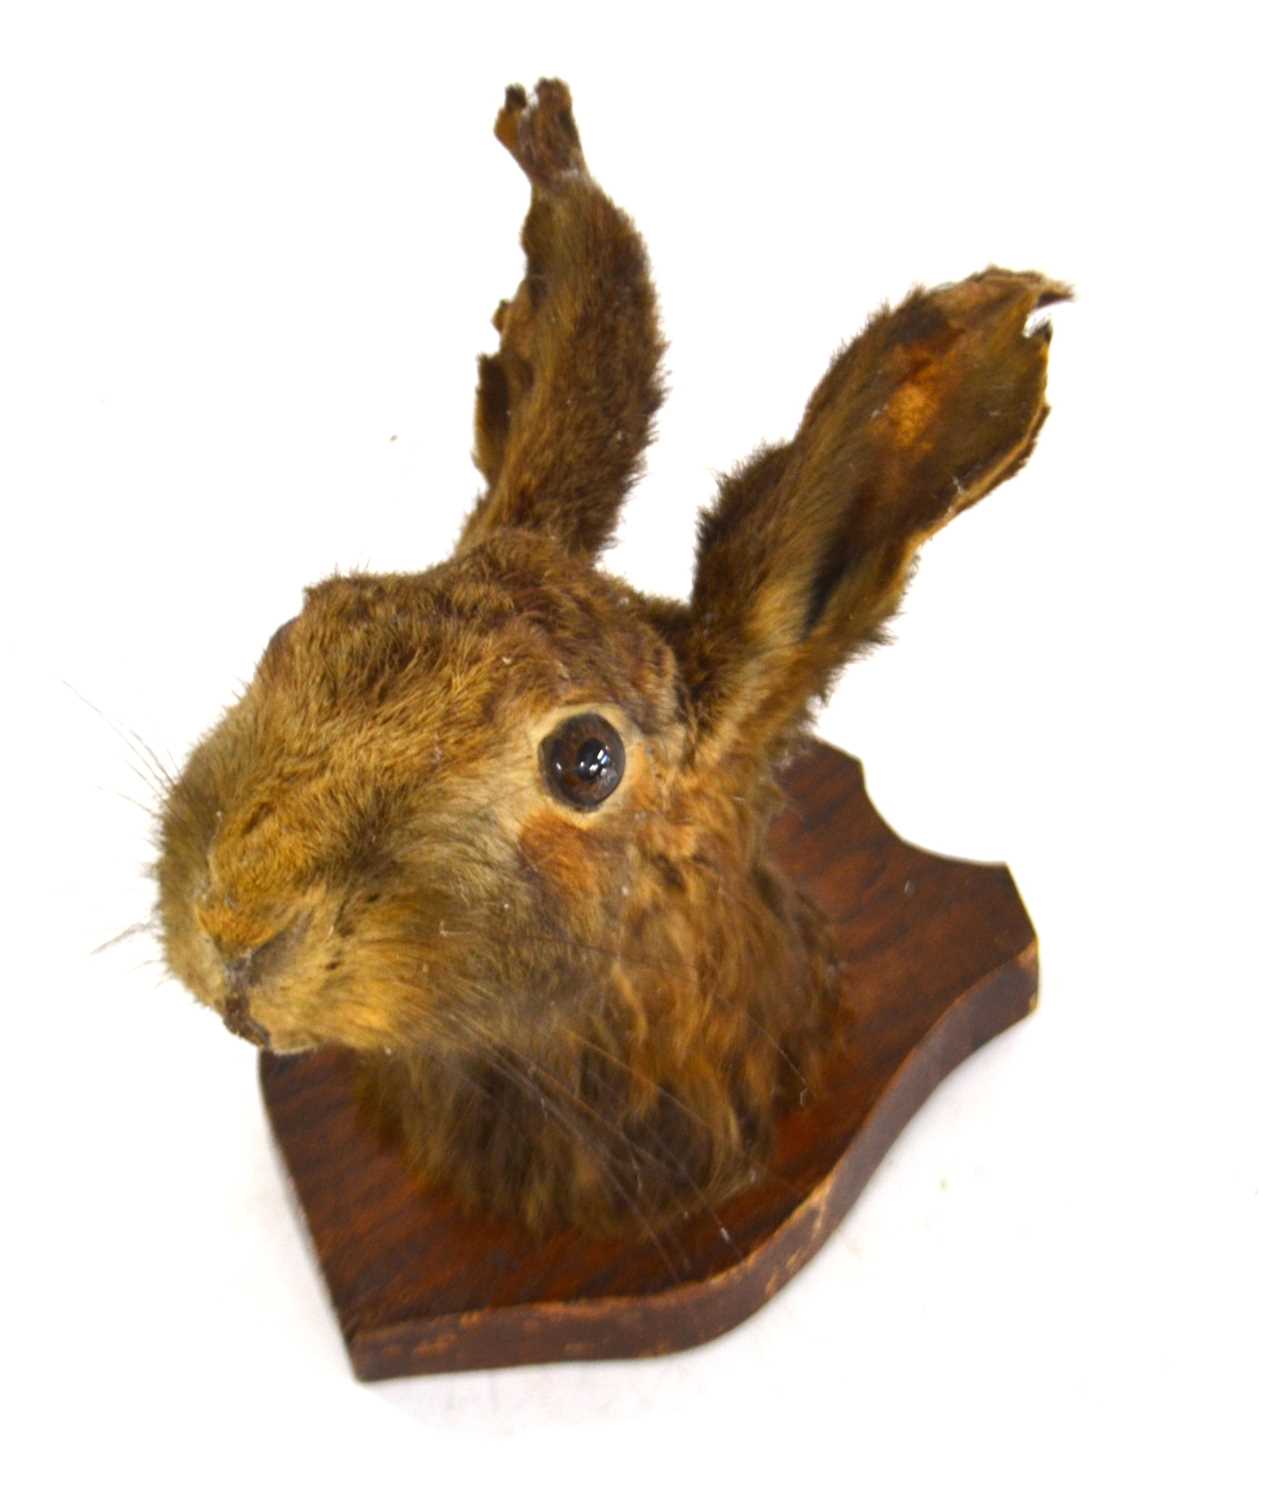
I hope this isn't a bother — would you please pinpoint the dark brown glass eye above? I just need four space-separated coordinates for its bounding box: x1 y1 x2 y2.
541 713 626 810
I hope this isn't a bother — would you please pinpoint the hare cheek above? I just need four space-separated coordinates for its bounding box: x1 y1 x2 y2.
517 810 607 912
161 927 219 1011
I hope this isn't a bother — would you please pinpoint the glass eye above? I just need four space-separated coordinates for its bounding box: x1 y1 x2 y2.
541 713 626 810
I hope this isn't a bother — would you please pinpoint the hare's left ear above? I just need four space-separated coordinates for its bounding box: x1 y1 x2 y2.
458 81 665 563
680 269 1070 764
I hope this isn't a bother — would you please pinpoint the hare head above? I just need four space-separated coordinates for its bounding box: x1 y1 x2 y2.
157 80 1065 1232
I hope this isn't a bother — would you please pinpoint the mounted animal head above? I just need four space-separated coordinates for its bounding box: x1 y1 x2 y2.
157 80 1065 1230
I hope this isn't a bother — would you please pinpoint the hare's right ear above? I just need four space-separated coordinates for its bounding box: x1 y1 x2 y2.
680 269 1070 764
458 80 664 563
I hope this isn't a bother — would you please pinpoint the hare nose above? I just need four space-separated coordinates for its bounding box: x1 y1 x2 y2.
223 952 260 990
216 917 307 991
216 920 307 1050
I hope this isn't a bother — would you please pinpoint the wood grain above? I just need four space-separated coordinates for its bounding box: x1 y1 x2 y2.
260 740 1037 1379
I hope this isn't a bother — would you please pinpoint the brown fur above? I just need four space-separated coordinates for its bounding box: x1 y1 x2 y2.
156 80 1066 1234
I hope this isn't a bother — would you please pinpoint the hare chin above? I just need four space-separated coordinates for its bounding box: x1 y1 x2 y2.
264 1039 319 1058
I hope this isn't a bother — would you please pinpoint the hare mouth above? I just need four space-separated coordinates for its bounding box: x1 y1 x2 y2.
222 990 271 1048
219 1002 318 1056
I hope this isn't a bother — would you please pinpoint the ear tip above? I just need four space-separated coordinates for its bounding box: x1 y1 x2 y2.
1002 268 1075 314
1038 279 1074 307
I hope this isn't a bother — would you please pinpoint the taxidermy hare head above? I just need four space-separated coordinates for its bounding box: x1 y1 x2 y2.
157 80 1065 1232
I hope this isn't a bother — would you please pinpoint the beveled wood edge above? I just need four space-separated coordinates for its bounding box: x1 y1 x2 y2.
346 931 1038 1381
815 749 1025 883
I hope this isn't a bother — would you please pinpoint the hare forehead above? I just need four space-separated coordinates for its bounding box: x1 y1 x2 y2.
266 572 679 735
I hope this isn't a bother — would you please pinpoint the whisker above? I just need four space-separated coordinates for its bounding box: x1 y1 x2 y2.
349 866 814 1122
353 905 811 1104
555 1020 796 1202
92 919 159 957
63 680 177 795
555 1022 717 1142
560 1031 736 1247
742 1010 811 1091
427 998 688 1218
65 697 175 811
439 1001 719 1246
433 1007 688 1275
98 785 160 821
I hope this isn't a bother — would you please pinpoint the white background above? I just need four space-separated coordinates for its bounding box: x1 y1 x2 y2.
4 2 1259 1496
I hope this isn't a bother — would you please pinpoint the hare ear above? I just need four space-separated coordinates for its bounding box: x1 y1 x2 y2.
681 269 1070 764
458 81 664 562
